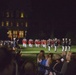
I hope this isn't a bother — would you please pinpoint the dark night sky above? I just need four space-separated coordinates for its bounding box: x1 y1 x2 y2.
0 0 76 39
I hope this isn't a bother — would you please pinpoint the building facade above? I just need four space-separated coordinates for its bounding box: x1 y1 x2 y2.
0 10 28 40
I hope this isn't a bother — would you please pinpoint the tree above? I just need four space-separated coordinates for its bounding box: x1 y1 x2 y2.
0 27 8 40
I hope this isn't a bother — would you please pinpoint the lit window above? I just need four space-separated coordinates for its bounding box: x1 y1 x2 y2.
13 31 17 38
25 31 27 33
25 31 27 36
6 21 9 26
13 31 17 34
7 30 12 39
2 21 4 26
25 22 28 27
21 12 24 18
19 31 24 38
6 12 9 17
17 22 19 27
7 30 11 34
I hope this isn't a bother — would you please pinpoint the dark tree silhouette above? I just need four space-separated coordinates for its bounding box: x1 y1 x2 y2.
0 27 8 40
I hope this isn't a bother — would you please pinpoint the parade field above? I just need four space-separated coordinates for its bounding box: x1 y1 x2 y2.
19 45 76 65
20 45 76 55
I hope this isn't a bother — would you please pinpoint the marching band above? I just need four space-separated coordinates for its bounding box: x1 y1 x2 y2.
22 38 71 52
0 38 71 52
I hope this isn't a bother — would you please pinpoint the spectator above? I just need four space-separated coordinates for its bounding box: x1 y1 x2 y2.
37 50 46 75
64 53 76 75
52 54 63 75
0 46 17 75
60 51 72 75
61 51 67 62
45 53 53 75
37 50 45 63
20 61 36 75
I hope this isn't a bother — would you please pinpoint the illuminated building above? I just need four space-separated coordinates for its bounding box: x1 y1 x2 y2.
0 0 31 40
0 10 28 40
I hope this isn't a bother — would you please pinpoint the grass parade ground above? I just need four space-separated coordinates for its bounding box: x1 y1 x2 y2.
20 45 76 55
